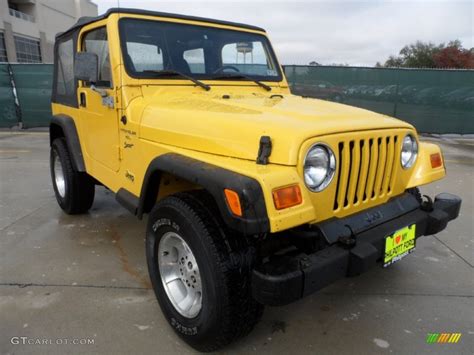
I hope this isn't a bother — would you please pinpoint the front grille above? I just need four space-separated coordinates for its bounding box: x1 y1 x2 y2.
333 134 400 211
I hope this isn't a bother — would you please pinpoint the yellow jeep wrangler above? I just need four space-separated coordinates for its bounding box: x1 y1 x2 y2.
49 8 461 351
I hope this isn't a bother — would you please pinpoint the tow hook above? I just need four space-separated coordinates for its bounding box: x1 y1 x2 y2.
337 224 357 249
421 195 434 212
338 235 356 249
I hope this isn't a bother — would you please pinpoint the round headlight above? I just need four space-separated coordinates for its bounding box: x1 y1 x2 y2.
401 134 418 169
304 144 336 192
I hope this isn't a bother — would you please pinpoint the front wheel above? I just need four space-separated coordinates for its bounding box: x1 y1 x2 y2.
146 191 263 352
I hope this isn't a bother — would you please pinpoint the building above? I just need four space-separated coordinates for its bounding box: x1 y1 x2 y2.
0 0 97 63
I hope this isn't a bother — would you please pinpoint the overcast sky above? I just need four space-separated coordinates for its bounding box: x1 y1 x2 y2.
95 0 473 66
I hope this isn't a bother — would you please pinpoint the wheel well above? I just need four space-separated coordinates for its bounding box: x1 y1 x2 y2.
141 171 203 215
141 169 161 215
50 123 65 146
138 153 269 235
49 115 86 172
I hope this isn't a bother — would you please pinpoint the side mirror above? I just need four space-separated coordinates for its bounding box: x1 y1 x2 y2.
74 52 98 83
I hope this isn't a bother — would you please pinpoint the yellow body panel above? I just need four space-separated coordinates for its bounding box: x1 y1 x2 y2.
407 142 446 188
52 13 446 233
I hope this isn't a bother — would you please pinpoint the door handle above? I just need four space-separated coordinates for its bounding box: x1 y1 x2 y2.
80 92 86 107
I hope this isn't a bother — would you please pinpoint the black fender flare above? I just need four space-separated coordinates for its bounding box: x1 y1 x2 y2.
137 153 270 235
50 114 85 172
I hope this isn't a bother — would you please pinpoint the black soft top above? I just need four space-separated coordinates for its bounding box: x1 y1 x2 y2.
56 7 266 39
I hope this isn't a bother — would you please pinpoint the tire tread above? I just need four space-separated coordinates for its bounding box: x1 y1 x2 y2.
151 190 263 352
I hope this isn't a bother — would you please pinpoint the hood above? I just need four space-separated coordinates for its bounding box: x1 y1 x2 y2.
139 92 413 166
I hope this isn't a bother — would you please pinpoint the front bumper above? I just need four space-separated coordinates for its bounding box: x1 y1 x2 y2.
252 192 461 306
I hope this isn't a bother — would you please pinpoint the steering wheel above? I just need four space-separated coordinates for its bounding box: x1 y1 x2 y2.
213 65 240 74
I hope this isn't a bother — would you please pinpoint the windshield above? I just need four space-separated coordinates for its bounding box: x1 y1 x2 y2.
119 18 282 82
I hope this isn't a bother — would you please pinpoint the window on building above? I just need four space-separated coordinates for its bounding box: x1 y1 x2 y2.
14 35 42 63
8 1 19 11
8 1 35 22
82 27 111 87
0 33 8 62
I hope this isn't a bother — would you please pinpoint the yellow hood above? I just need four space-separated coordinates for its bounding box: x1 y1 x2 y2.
139 91 413 166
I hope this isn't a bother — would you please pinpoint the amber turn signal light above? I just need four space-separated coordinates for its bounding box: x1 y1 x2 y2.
224 189 242 217
272 184 302 210
430 153 443 168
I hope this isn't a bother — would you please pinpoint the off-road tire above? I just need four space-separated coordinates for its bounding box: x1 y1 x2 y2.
50 138 95 214
146 190 263 352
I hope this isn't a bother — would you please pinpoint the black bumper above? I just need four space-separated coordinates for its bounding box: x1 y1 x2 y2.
252 192 461 306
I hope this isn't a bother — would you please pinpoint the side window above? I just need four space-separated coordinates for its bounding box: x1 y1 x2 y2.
83 27 111 87
56 38 74 97
126 42 163 72
183 48 205 74
0 32 9 62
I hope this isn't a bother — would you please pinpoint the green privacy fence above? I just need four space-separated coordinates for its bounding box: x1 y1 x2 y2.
0 64 53 128
0 63 473 133
284 65 474 134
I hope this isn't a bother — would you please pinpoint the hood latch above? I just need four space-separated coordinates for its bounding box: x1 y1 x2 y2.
256 136 272 165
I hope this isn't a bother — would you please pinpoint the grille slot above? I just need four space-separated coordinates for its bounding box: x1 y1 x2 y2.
334 134 399 211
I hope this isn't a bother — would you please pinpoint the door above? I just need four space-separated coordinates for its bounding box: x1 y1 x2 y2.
77 26 120 171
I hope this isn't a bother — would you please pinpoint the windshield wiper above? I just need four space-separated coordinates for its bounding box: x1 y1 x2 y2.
142 70 210 91
211 73 272 91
